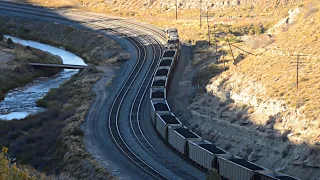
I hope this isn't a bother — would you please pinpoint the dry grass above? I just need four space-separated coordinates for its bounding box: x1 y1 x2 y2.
0 16 122 65
0 17 118 179
201 0 320 145
238 1 320 120
16 0 303 44
0 39 61 100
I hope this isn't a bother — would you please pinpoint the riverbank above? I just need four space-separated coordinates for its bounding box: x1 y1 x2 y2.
0 15 122 65
0 15 121 179
0 36 62 101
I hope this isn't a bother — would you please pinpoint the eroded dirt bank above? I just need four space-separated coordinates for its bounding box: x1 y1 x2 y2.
170 5 320 180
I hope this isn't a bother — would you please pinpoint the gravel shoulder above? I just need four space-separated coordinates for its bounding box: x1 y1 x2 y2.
83 31 206 179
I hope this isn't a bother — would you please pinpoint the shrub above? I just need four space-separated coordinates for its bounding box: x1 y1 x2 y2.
225 143 232 150
282 144 293 158
70 128 84 137
247 107 255 114
230 117 238 123
309 146 320 156
192 64 224 88
206 168 221 180
7 38 13 45
0 147 37 180
35 99 49 108
281 130 291 142
236 112 243 119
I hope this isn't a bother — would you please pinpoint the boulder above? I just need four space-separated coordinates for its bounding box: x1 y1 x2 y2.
117 52 131 62
7 38 13 45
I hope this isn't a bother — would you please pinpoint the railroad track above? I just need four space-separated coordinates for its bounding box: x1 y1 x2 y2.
107 32 167 179
129 38 199 180
0 2 202 179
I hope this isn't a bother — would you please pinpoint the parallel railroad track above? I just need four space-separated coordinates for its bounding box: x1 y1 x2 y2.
0 2 202 179
129 37 200 180
106 31 167 179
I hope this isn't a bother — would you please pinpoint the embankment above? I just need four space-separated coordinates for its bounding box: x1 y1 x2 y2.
0 37 62 101
0 15 121 179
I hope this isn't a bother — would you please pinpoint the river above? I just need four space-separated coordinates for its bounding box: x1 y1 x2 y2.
0 35 86 120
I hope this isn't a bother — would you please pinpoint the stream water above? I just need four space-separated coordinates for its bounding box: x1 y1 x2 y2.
0 35 86 120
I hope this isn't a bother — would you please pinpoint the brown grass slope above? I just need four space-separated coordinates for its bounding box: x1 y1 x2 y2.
15 0 301 43
229 1 320 144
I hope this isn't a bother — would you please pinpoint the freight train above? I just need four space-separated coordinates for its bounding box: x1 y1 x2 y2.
149 28 299 180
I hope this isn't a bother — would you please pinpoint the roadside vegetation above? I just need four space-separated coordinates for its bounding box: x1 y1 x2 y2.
4 0 320 179
0 61 114 179
0 37 61 100
0 16 119 179
0 15 122 65
0 147 46 180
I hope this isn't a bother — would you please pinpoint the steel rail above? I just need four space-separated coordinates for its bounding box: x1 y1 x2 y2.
102 27 168 179
0 3 168 179
86 22 169 179
0 3 200 179
128 36 200 179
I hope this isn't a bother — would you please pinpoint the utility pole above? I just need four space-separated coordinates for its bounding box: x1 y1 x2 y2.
214 24 218 62
222 51 226 70
175 0 178 20
290 54 307 90
199 0 202 28
206 10 210 44
206 9 220 63
227 38 235 64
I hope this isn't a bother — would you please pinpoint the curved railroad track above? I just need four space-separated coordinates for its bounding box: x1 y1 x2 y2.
0 2 204 179
106 30 167 179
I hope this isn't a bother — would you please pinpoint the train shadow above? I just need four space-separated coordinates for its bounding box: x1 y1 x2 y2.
173 41 320 180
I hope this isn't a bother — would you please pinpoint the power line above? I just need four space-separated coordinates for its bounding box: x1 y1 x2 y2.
230 44 255 56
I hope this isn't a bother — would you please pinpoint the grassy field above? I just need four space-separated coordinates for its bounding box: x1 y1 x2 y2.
0 38 62 100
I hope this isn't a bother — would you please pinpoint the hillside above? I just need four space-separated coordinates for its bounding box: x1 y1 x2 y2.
18 0 301 11
15 0 303 43
180 1 320 179
0 16 119 179
8 0 320 179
